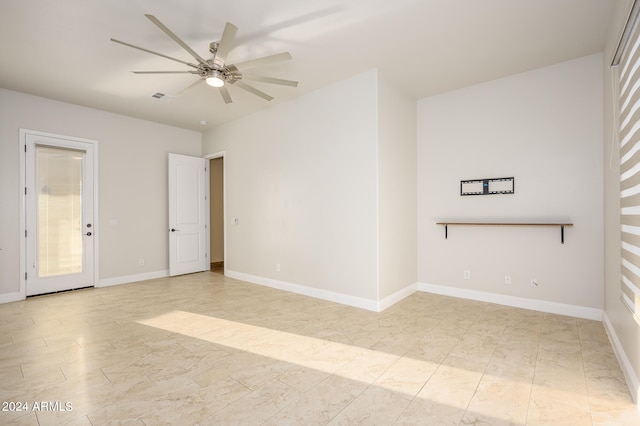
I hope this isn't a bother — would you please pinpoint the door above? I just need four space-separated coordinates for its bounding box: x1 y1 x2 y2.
168 153 209 276
25 133 96 296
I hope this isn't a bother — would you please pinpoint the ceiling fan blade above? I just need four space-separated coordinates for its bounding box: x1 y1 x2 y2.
243 75 298 87
145 14 209 66
132 71 198 74
234 52 292 70
233 81 273 101
214 22 238 65
219 86 233 104
111 38 198 68
179 78 204 94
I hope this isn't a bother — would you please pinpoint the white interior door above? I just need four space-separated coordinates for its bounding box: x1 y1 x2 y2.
168 153 209 276
25 132 96 296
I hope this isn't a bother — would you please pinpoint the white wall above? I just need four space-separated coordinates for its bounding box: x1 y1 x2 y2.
0 88 201 299
417 54 604 312
377 73 418 300
203 70 379 302
603 0 640 403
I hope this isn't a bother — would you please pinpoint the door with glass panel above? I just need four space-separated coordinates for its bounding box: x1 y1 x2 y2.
25 133 96 296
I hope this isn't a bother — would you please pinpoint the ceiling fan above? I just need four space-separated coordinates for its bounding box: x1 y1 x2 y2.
111 14 298 104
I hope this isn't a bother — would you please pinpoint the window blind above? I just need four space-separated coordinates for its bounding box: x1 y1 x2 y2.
619 2 640 321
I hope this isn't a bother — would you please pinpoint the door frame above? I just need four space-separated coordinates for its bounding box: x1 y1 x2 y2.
19 129 99 299
204 151 226 274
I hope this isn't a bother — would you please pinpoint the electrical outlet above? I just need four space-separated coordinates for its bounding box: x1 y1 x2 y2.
138 258 144 266
530 278 538 287
464 270 471 279
276 263 280 272
505 275 511 285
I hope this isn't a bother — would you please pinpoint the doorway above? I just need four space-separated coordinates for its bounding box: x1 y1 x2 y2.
209 156 224 274
23 130 97 296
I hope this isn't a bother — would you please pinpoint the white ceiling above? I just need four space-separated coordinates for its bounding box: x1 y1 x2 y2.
0 0 622 131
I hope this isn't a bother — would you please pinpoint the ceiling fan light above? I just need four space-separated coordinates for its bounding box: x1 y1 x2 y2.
206 71 225 87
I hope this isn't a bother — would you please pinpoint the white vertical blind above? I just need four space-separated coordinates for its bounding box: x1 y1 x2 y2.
619 5 640 320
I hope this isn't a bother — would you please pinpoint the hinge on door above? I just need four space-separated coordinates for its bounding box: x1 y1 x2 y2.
25 229 27 238
24 145 27 152
25 272 27 280
25 187 27 195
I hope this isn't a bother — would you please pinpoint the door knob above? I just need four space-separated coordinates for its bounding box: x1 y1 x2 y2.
170 228 180 232
85 232 92 236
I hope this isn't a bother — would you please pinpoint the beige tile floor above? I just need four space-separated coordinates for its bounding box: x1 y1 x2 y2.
1 271 639 425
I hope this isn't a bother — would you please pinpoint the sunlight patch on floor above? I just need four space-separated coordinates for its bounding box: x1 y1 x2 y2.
138 309 503 418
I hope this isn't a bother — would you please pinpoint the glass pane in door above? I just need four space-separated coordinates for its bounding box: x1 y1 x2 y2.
36 145 84 277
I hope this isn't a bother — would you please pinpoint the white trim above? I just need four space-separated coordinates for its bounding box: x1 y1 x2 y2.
374 79 381 308
97 270 169 288
225 270 382 312
378 283 418 311
204 151 225 160
19 131 26 299
0 292 24 304
1 270 170 303
218 271 605 320
603 312 640 406
418 282 603 320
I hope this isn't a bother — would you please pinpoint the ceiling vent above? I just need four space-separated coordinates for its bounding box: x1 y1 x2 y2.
151 92 175 103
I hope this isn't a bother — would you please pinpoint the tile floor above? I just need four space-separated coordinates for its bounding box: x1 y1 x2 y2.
0 272 639 425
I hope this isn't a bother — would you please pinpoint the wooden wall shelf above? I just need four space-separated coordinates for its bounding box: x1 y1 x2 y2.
436 222 574 244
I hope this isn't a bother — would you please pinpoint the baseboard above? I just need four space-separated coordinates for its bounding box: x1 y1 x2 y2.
225 270 385 312
378 283 418 311
97 270 169 288
0 271 170 303
418 282 603 321
0 291 24 304
603 312 640 406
